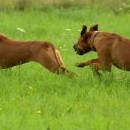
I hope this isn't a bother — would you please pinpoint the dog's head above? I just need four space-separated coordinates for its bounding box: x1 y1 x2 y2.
73 24 98 55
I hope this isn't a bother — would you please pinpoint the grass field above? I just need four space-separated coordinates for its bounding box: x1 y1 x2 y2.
0 7 130 130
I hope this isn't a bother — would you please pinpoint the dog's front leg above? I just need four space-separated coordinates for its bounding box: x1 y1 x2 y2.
90 60 101 76
88 59 102 76
75 58 99 68
76 58 101 76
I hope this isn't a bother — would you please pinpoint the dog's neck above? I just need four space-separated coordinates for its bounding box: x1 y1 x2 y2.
90 31 99 51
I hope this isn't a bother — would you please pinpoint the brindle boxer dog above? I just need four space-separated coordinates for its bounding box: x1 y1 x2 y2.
73 24 130 75
0 33 69 75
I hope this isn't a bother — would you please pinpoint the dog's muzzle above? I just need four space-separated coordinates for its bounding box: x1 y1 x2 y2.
73 44 84 55
73 44 77 51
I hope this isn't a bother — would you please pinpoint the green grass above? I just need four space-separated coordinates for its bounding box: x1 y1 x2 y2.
0 8 130 130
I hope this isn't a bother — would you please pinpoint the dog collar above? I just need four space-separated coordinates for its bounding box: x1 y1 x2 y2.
90 31 99 51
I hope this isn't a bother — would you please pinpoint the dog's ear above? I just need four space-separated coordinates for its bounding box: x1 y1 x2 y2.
81 25 87 36
89 24 98 31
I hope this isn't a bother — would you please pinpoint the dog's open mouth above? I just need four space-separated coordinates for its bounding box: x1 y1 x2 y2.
73 45 84 55
75 49 84 55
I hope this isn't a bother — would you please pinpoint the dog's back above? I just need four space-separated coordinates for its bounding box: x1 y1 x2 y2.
0 34 68 74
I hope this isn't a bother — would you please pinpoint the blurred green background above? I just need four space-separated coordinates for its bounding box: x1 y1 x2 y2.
0 0 130 13
0 1 130 130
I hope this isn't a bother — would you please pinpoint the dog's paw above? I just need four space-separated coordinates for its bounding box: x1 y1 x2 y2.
75 63 85 67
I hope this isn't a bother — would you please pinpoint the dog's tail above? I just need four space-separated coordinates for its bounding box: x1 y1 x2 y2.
0 33 8 41
52 49 67 73
52 48 75 76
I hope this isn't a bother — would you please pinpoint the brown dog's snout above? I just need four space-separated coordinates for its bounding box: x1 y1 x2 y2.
73 44 77 51
73 44 84 55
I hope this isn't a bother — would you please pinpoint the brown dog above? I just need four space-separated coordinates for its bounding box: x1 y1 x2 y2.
73 24 130 75
0 33 69 74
